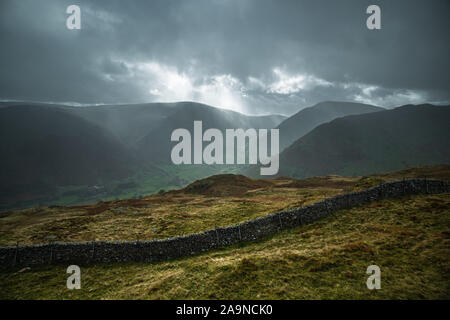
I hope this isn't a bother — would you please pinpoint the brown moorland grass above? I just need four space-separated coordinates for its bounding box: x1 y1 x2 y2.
0 165 448 246
0 193 448 299
0 165 449 299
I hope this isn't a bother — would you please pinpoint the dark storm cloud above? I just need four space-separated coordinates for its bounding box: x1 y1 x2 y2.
0 0 449 115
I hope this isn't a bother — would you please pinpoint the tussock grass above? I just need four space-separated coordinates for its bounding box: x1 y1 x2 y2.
0 165 449 299
0 182 341 245
1 193 448 299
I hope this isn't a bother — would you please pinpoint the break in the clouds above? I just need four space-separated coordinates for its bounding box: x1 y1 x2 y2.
0 0 449 115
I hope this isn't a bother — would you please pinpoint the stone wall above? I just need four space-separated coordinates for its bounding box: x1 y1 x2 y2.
1 179 448 268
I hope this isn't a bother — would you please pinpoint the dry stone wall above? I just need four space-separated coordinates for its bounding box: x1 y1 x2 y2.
1 179 448 268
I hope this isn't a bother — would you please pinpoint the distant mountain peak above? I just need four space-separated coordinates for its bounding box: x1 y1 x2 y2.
277 101 384 151
277 103 450 179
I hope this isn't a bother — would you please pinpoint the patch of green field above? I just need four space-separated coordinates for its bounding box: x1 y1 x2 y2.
5 164 246 211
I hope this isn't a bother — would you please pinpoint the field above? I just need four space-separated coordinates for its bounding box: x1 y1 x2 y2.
0 165 449 299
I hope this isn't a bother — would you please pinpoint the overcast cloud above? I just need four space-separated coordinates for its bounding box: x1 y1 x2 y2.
0 0 449 115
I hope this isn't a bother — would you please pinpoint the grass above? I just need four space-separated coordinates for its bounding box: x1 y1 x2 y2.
0 178 345 245
0 165 449 299
0 193 448 299
1 163 247 212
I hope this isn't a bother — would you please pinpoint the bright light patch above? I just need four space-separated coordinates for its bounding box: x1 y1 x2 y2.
267 68 332 94
121 61 248 113
352 83 426 107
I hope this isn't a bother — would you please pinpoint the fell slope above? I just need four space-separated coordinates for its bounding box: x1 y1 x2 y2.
277 101 383 150
179 174 272 197
138 102 286 163
0 105 135 209
279 104 450 178
1 165 448 246
1 193 448 299
0 101 285 210
0 165 448 299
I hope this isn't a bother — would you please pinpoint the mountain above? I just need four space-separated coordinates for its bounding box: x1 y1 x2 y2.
277 104 450 178
67 101 286 190
0 104 136 207
63 103 178 147
277 101 384 151
0 101 286 209
63 102 285 149
0 101 286 166
137 101 286 162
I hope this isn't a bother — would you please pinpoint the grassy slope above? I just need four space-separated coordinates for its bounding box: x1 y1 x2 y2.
0 165 449 299
0 177 351 246
277 101 383 150
1 193 448 299
3 163 247 212
2 165 449 246
279 105 450 179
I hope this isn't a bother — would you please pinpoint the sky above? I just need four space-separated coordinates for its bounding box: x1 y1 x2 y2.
0 0 449 116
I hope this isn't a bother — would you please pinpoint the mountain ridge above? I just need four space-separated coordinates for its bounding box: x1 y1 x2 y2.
276 101 384 150
278 104 450 178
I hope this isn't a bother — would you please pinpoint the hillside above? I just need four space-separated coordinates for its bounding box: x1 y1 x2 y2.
277 101 383 151
178 174 272 197
0 165 448 299
64 103 178 147
0 101 285 210
278 104 450 178
0 165 447 245
0 105 136 210
64 101 285 148
137 102 285 163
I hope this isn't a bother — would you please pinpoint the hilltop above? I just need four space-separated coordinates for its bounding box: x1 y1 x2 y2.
177 174 273 197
